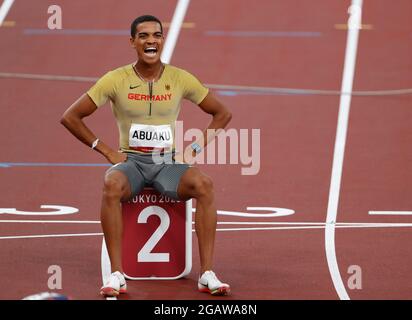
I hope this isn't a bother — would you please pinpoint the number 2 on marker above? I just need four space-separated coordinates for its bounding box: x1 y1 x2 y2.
137 206 170 262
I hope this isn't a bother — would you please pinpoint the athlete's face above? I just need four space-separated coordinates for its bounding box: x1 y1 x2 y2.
130 21 164 65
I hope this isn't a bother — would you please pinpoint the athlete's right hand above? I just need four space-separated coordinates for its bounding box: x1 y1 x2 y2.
105 150 127 165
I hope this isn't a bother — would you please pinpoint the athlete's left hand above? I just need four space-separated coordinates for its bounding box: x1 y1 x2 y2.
174 147 197 164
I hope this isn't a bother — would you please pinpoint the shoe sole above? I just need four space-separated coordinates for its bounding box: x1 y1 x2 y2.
100 286 127 297
198 286 231 296
100 287 119 297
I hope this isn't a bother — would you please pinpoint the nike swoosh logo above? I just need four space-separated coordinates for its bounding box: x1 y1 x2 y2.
129 85 141 89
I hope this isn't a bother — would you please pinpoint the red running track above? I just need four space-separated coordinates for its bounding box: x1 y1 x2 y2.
0 0 411 300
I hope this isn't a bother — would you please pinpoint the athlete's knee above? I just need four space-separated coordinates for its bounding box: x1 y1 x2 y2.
193 174 214 198
103 173 128 200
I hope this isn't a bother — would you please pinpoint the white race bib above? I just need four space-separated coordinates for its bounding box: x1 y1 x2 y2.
129 124 173 149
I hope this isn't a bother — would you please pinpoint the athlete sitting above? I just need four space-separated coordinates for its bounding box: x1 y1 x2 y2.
60 15 232 297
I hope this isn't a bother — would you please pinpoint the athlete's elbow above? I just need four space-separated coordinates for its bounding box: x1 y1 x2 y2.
60 110 75 128
60 113 69 127
222 110 232 125
226 110 232 123
214 110 232 127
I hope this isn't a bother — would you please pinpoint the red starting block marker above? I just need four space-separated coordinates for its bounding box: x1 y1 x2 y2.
101 188 192 281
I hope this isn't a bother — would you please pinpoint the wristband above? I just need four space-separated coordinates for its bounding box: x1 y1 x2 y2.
91 138 99 150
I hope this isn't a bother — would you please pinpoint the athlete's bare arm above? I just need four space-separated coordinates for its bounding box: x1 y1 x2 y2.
196 92 232 147
178 92 231 162
60 93 126 164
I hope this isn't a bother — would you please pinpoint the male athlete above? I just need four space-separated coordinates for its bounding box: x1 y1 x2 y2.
60 15 232 297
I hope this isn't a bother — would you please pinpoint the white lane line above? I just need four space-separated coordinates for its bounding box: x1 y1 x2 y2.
217 226 325 232
0 0 14 25
1 219 412 227
0 220 100 223
216 222 412 227
0 72 98 82
161 0 191 64
0 232 103 240
1 222 412 240
217 224 412 232
369 211 412 215
1 219 316 225
325 0 363 301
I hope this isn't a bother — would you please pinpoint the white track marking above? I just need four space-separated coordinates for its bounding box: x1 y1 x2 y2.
325 0 363 301
0 220 99 223
160 0 191 63
215 225 408 232
1 223 412 240
369 211 412 215
0 205 78 215
217 224 412 231
334 223 412 227
0 0 14 25
217 226 325 232
215 222 412 227
216 224 412 232
0 72 98 82
217 207 294 217
2 220 412 228
192 207 295 218
0 232 103 240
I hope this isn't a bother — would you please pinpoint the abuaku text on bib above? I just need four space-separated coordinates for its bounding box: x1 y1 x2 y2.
129 124 173 152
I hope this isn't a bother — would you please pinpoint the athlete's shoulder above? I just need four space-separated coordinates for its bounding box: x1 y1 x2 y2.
166 64 208 102
94 64 133 90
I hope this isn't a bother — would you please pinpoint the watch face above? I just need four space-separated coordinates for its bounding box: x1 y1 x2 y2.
192 143 201 153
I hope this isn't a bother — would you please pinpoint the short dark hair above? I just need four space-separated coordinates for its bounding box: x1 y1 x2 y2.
130 15 163 38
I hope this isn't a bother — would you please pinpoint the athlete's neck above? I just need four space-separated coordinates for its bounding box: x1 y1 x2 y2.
134 61 164 82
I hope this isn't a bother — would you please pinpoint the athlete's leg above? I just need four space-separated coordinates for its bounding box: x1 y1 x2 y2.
153 164 229 295
100 169 131 273
177 167 217 274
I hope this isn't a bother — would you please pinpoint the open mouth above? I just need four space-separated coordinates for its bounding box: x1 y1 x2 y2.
144 47 158 57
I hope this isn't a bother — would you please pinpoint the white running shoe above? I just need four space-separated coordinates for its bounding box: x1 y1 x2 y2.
198 270 230 296
100 271 127 297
